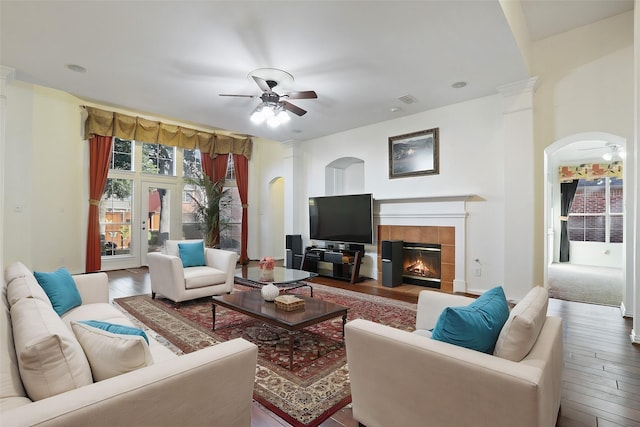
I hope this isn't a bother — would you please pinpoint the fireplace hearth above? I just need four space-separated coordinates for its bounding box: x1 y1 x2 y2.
402 242 442 288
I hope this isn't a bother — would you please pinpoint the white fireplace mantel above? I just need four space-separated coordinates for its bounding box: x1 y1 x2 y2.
373 195 473 293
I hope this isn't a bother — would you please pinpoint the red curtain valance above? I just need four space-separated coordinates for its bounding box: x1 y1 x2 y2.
84 106 252 160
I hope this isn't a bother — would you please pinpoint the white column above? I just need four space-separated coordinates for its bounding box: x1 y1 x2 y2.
497 77 539 300
281 141 302 236
630 0 639 344
0 66 16 273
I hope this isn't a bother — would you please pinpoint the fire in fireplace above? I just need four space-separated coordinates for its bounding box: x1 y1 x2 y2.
402 242 442 288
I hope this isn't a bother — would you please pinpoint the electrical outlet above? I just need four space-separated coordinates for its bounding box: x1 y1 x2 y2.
475 268 482 277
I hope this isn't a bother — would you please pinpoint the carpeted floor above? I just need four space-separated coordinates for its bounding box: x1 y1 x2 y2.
547 263 623 306
115 283 417 427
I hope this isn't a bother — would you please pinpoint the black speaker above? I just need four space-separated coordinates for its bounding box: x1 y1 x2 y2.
381 240 403 287
285 235 303 269
286 235 302 252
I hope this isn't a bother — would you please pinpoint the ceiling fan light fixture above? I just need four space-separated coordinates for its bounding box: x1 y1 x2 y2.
250 107 266 124
278 110 291 124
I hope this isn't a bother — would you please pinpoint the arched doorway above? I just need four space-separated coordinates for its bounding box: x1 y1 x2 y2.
544 132 626 306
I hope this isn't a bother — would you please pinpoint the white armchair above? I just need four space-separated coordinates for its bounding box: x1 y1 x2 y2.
345 287 563 427
147 240 238 307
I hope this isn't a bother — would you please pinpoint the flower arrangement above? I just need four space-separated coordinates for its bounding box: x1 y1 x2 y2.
259 256 275 270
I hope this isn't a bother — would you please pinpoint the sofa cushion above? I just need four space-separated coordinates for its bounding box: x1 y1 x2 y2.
494 286 549 362
4 261 35 284
431 286 510 353
183 266 227 289
11 298 92 400
178 241 206 267
77 320 149 344
6 275 53 309
165 239 204 258
34 267 82 316
71 321 154 381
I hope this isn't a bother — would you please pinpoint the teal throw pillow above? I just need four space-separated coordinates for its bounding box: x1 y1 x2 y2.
34 267 82 316
178 241 206 267
79 320 149 345
431 286 510 354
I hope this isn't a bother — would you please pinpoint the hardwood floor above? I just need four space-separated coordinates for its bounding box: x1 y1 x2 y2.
106 267 639 427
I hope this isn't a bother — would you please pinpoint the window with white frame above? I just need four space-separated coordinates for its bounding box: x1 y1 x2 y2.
568 178 623 243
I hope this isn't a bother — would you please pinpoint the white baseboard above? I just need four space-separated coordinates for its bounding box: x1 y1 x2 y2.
620 302 627 317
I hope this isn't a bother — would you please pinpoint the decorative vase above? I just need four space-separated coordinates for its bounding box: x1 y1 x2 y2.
261 283 279 301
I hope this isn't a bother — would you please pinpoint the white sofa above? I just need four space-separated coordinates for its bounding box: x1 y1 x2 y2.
1 261 258 427
345 286 563 427
148 240 238 307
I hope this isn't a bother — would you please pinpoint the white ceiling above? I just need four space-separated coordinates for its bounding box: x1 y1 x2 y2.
0 0 634 144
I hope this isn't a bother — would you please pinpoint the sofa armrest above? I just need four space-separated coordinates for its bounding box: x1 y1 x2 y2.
415 290 476 331
205 248 238 271
72 272 109 305
205 248 238 286
2 338 258 427
147 252 185 301
345 319 552 427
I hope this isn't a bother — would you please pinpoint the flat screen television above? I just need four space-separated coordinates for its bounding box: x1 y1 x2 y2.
309 193 373 244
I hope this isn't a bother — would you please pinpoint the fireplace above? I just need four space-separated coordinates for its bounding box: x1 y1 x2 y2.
402 242 442 288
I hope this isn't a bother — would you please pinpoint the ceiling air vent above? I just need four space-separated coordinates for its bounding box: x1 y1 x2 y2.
397 94 418 104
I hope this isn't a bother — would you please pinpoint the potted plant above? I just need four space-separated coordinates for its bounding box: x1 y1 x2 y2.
184 173 229 248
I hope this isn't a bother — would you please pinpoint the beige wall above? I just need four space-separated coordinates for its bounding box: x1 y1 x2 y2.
4 83 87 273
532 10 636 314
533 12 634 145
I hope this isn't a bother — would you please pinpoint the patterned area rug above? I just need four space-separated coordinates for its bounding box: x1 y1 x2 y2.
115 283 416 426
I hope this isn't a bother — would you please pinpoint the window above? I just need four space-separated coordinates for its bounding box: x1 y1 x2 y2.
142 143 175 176
181 149 203 239
183 149 202 178
101 140 243 259
111 138 133 171
568 178 623 243
221 154 241 254
100 178 133 256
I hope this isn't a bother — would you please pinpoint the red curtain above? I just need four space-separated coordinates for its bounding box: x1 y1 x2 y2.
233 154 249 264
86 135 113 272
200 153 233 248
200 152 215 181
200 151 229 186
213 154 228 183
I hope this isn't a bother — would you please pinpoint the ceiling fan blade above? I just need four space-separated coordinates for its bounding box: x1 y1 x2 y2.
281 101 307 116
219 94 257 98
283 90 318 100
252 76 272 93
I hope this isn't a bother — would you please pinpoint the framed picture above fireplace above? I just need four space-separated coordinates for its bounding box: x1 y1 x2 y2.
388 127 439 178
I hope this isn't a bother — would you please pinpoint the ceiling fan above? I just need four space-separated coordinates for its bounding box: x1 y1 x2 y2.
220 74 318 127
577 142 626 160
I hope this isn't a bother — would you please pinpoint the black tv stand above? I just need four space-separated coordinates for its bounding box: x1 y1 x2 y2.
301 244 365 284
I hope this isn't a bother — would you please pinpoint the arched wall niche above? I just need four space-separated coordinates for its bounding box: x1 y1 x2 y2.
325 157 365 195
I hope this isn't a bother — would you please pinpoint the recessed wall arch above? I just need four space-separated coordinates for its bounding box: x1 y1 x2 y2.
325 157 365 195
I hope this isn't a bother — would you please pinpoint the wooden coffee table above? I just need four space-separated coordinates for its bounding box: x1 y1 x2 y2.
211 291 348 370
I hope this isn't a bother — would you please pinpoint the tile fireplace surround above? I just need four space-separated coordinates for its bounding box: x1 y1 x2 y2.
377 225 455 292
374 195 471 293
